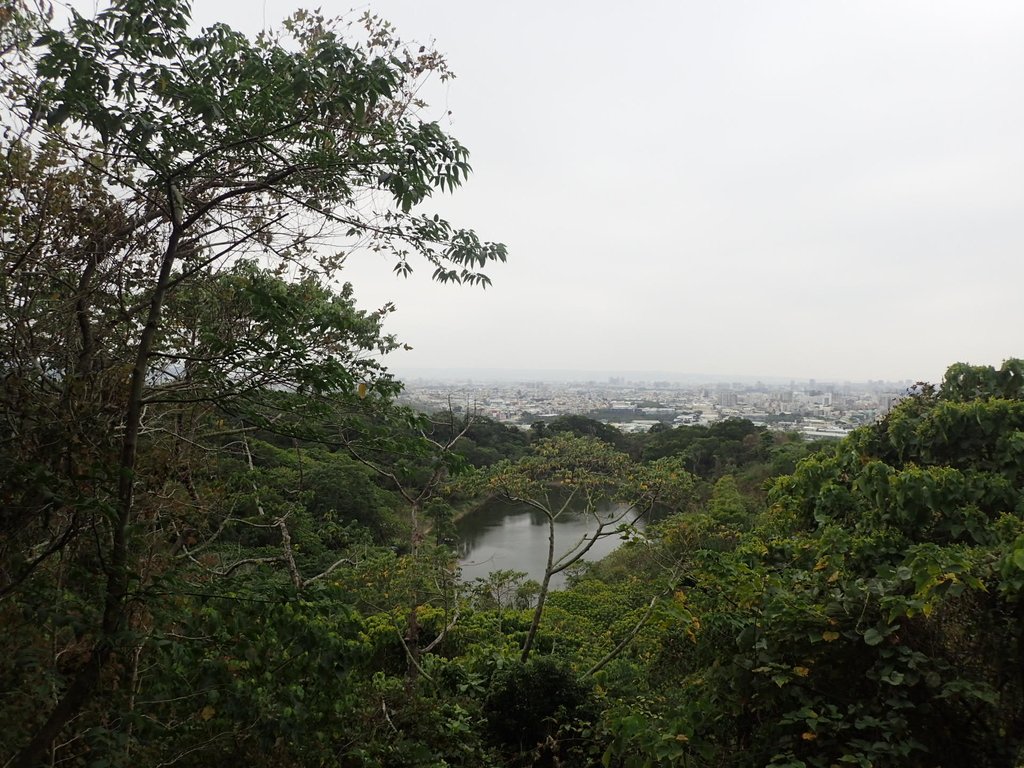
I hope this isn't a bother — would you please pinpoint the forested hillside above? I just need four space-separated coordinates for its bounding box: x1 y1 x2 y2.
2 3 1024 767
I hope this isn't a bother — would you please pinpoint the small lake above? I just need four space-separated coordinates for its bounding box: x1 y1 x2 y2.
455 497 641 588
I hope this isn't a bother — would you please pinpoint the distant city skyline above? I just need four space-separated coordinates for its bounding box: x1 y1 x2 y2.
400 369 906 439
391 365 918 388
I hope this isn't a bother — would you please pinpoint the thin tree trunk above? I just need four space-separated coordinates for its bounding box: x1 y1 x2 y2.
585 595 659 676
405 502 422 685
521 514 556 662
13 223 182 768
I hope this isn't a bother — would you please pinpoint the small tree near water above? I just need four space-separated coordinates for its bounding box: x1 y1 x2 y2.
472 435 695 661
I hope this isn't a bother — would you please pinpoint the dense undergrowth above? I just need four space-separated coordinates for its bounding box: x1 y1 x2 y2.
3 2 1023 764
5 362 1024 767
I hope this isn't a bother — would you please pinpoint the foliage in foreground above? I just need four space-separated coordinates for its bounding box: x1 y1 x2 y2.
0 0 503 763
6 361 1024 767
599 360 1024 768
3 3 1024 767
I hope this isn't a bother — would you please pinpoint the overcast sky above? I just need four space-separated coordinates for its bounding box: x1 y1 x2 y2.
191 1 1024 382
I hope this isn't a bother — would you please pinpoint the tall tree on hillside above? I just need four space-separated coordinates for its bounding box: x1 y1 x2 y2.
0 1 505 762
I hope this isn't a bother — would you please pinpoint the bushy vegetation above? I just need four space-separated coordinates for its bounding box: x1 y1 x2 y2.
9 356 1023 766
3 3 1023 766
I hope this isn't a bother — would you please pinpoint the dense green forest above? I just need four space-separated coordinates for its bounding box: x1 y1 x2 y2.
3 3 1024 766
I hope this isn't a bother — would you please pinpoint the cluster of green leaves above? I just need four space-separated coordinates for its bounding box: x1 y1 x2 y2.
532 414 639 455
591 360 1024 768
6 4 1024 766
525 414 825 506
13 352 1024 767
440 416 532 468
0 0 508 764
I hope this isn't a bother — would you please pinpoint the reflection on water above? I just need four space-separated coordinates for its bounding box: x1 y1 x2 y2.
456 497 639 589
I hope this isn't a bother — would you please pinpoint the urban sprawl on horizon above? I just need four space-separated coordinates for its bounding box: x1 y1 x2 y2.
400 375 914 440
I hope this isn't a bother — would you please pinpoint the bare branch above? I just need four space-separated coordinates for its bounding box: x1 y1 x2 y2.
585 595 660 677
421 608 460 654
276 517 303 590
304 556 357 586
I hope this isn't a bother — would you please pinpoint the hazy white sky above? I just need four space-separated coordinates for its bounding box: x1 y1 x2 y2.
194 2 1024 381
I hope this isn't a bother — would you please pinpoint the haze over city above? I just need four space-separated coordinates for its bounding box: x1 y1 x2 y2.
186 0 1024 384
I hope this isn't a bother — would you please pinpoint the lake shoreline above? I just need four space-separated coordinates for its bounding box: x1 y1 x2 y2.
454 496 637 587
422 492 497 536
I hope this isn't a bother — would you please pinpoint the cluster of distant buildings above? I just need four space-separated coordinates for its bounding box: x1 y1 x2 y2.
400 375 912 440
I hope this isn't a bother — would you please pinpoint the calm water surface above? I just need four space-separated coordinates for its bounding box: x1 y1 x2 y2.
456 498 639 588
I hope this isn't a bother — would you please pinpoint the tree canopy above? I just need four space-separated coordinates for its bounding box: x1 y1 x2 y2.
3 3 1024 767
598 360 1024 767
0 1 504 763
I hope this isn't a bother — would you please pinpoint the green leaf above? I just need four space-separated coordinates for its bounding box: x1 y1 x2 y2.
1012 548 1024 570
45 102 72 125
881 670 905 685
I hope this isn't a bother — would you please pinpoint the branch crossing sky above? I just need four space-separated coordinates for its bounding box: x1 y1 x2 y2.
191 2 1024 381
